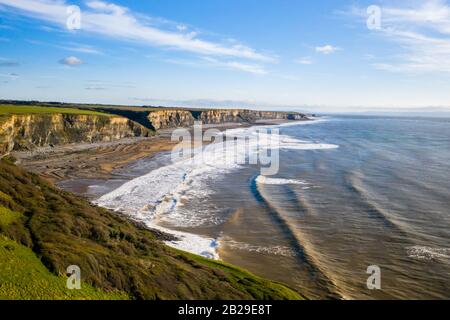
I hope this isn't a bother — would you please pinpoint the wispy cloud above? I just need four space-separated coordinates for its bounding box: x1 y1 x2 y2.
348 0 450 73
158 56 267 75
85 85 106 90
0 58 19 67
26 38 103 55
0 72 19 80
86 79 136 89
315 45 340 55
0 0 274 63
59 43 103 55
202 57 267 75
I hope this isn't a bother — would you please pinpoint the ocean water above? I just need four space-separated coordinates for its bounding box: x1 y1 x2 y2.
95 116 450 299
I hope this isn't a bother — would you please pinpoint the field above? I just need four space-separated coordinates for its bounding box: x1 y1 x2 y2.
0 104 112 116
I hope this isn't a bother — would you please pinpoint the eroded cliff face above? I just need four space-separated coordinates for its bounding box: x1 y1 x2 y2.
0 108 307 154
0 114 150 153
147 110 195 130
147 109 307 129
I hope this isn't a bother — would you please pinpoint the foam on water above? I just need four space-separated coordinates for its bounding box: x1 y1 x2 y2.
95 123 339 259
256 175 308 185
158 225 219 260
406 246 450 261
220 237 298 257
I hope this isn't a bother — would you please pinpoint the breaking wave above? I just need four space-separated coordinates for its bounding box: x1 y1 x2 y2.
406 246 450 261
255 175 308 185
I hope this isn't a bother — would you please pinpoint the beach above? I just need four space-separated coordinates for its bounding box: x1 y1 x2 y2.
12 120 291 186
13 116 450 300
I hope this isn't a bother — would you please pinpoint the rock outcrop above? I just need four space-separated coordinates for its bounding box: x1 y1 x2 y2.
0 114 150 153
147 110 196 130
146 109 307 129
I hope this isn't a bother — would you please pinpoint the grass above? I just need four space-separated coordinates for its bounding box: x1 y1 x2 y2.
0 104 112 116
179 250 302 300
0 206 22 229
0 159 304 300
0 237 129 300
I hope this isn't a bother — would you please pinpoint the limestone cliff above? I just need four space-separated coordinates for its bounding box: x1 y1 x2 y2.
147 109 307 129
0 114 150 153
0 107 308 154
147 110 196 130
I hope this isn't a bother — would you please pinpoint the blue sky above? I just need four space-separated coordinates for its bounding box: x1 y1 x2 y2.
1 0 450 112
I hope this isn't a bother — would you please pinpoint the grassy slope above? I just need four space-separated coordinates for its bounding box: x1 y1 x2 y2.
0 159 303 300
0 104 112 116
0 237 129 300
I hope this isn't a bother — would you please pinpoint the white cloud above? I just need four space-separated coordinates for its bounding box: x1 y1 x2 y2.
59 56 83 66
86 0 128 15
315 45 340 55
59 43 103 55
295 57 314 65
202 57 267 75
161 56 268 75
0 73 19 80
349 0 450 73
0 0 274 63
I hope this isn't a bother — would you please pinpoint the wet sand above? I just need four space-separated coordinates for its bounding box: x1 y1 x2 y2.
13 136 178 183
13 120 292 185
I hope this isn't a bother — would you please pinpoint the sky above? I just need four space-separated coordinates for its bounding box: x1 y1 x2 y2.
1 0 450 112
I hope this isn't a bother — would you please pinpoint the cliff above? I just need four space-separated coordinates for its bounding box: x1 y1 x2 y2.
147 109 308 130
0 103 308 154
0 114 151 154
147 110 197 130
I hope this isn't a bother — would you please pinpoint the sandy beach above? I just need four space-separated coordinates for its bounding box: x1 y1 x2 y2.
12 120 289 185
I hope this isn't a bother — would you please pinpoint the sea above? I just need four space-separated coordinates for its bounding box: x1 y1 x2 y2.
84 115 450 299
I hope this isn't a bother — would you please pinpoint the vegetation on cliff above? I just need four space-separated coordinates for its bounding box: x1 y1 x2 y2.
0 159 303 300
0 104 111 116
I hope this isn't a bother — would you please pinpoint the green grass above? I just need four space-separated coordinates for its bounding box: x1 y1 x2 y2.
0 104 112 116
0 159 304 300
179 250 302 300
0 237 129 300
0 206 22 229
0 191 13 202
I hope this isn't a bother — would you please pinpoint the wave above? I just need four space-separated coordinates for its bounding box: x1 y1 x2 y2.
346 171 410 235
252 176 345 299
95 123 338 260
220 237 298 257
255 175 308 185
406 246 450 262
278 136 339 150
